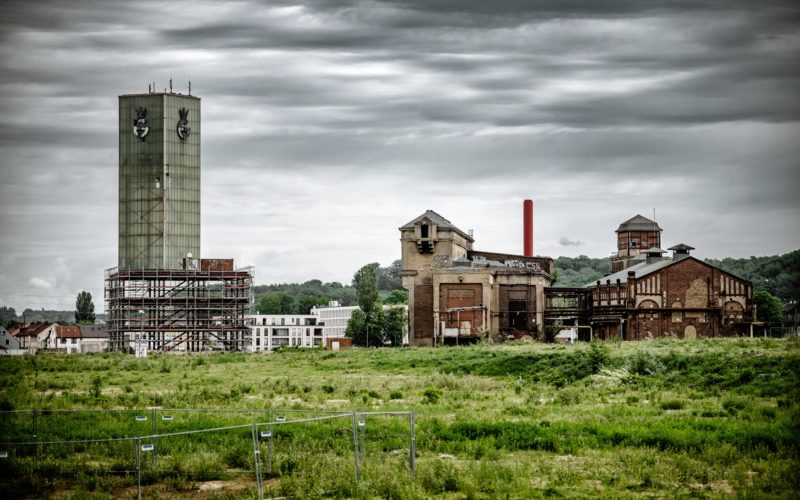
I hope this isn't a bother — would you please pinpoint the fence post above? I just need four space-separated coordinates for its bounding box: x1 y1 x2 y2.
32 409 38 458
151 407 157 466
267 421 273 474
351 411 360 481
136 436 141 500
359 415 366 467
409 411 416 475
251 422 264 500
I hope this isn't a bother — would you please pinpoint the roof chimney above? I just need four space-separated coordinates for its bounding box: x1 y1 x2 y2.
523 199 534 257
644 247 666 264
668 243 694 261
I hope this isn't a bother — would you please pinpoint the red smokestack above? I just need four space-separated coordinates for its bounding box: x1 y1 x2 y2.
523 199 534 257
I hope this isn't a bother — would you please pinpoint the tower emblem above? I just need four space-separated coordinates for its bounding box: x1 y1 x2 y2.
177 108 191 140
133 107 149 141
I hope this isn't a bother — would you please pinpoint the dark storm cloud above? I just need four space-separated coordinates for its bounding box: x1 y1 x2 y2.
0 0 798 311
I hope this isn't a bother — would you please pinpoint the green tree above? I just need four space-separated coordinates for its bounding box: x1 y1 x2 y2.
383 289 408 305
295 294 328 314
0 306 18 328
353 265 379 317
256 293 296 314
345 309 384 347
383 306 407 346
75 291 95 324
754 291 783 326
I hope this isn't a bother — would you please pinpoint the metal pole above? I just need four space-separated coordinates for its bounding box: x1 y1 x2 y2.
359 416 366 466
267 409 273 474
32 409 38 458
151 408 157 466
351 412 360 481
267 422 273 474
251 423 264 500
136 436 141 500
409 411 416 475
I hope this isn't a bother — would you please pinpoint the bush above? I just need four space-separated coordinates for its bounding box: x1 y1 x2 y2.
588 342 610 374
422 387 441 404
660 399 684 410
627 351 663 376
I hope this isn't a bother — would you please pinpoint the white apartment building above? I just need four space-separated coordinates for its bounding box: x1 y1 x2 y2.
310 301 359 339
247 314 325 352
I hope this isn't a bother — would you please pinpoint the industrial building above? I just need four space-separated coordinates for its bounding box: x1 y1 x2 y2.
402 207 754 344
105 88 253 352
582 215 754 339
400 204 553 346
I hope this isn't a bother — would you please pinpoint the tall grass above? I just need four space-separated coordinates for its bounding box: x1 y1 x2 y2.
1 338 798 497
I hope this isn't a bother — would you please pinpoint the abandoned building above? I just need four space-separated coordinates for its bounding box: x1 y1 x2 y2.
583 221 754 339
105 88 253 352
402 209 754 345
400 206 553 346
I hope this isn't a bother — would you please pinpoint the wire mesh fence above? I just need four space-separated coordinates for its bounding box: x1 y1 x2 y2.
0 407 415 498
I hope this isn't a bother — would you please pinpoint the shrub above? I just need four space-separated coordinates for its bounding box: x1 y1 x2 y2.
389 390 403 400
660 399 684 410
422 387 442 404
627 351 662 376
588 342 610 374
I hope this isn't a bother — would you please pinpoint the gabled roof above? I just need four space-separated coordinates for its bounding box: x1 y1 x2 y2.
79 325 109 338
14 322 54 337
399 210 473 241
668 243 695 251
56 325 81 338
616 214 662 233
585 255 750 288
585 258 674 287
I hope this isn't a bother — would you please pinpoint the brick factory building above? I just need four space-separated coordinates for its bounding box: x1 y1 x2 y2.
403 209 754 344
400 210 553 346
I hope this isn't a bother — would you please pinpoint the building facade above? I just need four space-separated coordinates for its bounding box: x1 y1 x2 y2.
247 314 324 352
582 218 754 340
118 92 201 270
310 301 359 339
400 210 553 346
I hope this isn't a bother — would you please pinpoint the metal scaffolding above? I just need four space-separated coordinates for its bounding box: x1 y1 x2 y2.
104 266 254 352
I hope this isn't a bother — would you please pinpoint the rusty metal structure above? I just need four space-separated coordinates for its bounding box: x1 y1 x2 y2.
543 287 592 341
105 264 254 352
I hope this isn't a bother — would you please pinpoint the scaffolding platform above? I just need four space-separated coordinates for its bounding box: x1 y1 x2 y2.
104 265 254 352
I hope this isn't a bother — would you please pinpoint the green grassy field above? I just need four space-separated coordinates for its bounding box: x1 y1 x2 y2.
1 338 799 498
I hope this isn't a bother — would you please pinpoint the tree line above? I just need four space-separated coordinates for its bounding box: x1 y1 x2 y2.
553 250 798 303
253 260 406 315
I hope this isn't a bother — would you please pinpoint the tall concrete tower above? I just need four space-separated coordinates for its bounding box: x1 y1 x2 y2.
118 92 201 269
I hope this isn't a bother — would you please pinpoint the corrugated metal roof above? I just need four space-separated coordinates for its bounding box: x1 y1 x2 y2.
584 258 674 287
667 243 695 251
584 256 749 288
616 214 662 233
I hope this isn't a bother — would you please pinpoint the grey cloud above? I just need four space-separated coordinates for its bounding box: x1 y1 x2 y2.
559 237 584 246
0 0 798 312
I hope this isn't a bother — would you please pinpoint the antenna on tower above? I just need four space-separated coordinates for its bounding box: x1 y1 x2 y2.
148 83 151 93
169 77 173 93
188 79 191 96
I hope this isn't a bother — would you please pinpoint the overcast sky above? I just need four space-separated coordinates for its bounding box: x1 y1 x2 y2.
1 0 798 312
